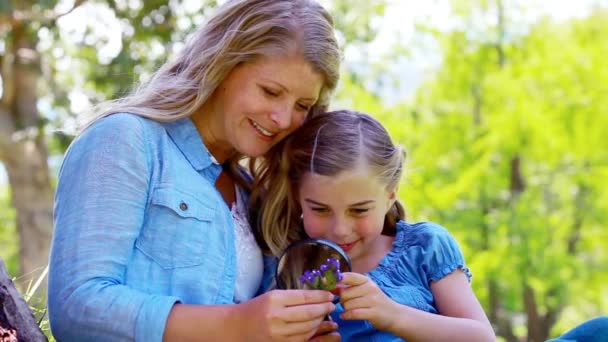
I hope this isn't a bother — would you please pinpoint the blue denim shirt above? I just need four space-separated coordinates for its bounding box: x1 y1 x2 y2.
330 221 472 342
49 113 249 342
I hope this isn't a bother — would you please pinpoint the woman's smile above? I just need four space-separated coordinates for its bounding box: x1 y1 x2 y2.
248 118 276 141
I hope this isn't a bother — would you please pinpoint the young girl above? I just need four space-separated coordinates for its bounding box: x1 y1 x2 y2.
251 110 496 341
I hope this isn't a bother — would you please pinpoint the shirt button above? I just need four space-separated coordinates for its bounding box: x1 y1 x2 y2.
179 201 188 211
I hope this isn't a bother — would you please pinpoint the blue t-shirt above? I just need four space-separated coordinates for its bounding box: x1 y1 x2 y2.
49 113 253 342
331 221 472 342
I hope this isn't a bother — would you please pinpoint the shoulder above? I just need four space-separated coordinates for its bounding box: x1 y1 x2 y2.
72 113 170 153
395 221 471 282
394 221 456 251
64 113 164 169
83 112 165 138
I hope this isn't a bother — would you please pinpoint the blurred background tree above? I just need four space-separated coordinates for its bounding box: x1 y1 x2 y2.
402 2 608 341
0 0 606 341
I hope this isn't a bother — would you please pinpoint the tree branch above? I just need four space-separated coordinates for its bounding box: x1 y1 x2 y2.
496 0 506 67
55 0 86 21
0 103 16 161
3 0 86 27
568 182 588 254
0 49 16 108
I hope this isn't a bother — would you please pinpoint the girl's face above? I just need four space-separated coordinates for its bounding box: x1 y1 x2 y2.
197 53 323 162
298 167 396 267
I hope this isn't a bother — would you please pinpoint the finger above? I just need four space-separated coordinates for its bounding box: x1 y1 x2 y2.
339 283 372 302
282 302 336 323
339 272 369 286
312 320 338 337
310 331 341 342
282 289 335 306
287 334 318 342
284 330 319 342
279 316 325 337
341 307 374 321
341 296 370 312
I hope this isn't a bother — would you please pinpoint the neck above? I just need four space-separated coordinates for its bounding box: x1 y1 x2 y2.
190 105 235 164
351 235 395 273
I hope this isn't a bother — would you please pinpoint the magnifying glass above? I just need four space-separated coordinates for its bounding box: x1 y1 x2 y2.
275 238 352 298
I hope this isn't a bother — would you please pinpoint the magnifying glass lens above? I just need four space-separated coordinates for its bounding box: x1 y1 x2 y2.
275 238 352 291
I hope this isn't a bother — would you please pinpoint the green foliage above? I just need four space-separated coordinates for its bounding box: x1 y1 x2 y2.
0 0 13 14
333 10 607 339
0 186 18 277
327 0 386 43
404 8 608 339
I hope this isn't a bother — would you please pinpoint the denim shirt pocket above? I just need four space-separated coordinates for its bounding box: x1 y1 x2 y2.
136 186 217 269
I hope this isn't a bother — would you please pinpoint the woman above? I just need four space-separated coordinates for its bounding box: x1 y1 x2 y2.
48 1 341 341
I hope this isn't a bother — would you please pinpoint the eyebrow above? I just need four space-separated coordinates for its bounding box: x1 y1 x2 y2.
304 199 376 207
262 80 318 102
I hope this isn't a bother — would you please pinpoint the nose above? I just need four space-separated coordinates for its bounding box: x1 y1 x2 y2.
269 102 294 130
332 216 351 240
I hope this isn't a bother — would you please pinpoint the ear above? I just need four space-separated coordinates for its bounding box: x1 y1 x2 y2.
387 187 398 208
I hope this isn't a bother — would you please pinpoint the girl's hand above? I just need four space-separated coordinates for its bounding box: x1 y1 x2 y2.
337 272 399 331
238 289 336 342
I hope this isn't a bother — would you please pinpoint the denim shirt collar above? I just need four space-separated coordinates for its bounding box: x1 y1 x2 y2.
163 117 221 172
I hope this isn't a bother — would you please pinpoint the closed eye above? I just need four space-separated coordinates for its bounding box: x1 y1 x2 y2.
296 102 311 112
350 208 370 214
311 207 329 213
262 87 279 97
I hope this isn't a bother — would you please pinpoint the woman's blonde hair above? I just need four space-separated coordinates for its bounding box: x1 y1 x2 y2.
81 0 340 129
250 110 407 256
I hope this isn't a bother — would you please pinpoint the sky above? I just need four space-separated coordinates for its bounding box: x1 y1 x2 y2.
338 0 603 104
0 0 605 187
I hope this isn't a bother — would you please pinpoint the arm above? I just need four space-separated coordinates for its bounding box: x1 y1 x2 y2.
386 270 495 341
163 290 336 342
49 114 177 342
339 272 495 342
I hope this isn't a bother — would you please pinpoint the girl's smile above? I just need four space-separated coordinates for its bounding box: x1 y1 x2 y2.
337 240 359 252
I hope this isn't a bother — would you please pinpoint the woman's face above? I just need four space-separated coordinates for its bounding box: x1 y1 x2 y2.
199 54 324 161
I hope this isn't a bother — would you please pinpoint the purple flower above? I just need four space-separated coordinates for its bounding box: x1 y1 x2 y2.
300 257 343 290
326 257 340 270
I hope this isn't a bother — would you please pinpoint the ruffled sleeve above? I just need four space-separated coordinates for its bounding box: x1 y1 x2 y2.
418 222 472 283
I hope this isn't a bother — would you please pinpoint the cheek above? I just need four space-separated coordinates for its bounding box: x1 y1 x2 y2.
232 85 265 115
302 214 329 238
280 112 307 138
292 112 307 128
354 216 384 237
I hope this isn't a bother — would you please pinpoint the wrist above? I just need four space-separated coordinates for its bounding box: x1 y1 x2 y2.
384 302 413 336
223 304 245 340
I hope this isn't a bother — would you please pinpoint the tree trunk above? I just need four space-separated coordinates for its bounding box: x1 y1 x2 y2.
3 143 53 286
0 16 53 291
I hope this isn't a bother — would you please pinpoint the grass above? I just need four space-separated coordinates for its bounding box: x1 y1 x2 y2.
21 266 55 341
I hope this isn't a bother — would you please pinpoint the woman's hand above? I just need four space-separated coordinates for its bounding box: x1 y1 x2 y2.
309 320 340 341
237 289 336 342
337 272 399 332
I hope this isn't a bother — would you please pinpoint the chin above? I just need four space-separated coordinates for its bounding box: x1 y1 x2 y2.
238 145 269 158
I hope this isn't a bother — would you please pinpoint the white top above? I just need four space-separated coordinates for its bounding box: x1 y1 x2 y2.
231 186 264 303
